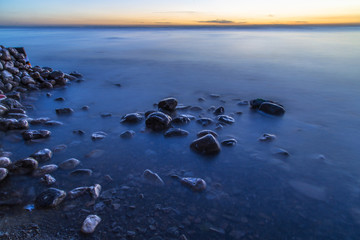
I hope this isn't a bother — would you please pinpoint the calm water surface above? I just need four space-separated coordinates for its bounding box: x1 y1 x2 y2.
0 27 360 239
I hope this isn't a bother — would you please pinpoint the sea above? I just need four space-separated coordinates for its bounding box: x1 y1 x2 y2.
0 26 360 239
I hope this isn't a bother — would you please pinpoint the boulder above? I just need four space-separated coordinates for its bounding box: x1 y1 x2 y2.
164 128 189 137
143 169 164 186
81 215 101 234
180 177 207 192
259 102 285 116
59 158 80 170
217 115 235 124
190 134 221 155
32 164 58 177
0 168 8 182
120 130 135 139
158 97 178 112
22 129 51 140
31 148 53 162
145 111 172 131
120 113 143 123
9 157 38 174
0 157 11 168
35 188 66 208
197 130 218 138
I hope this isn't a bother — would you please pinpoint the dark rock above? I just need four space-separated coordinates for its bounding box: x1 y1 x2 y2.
237 100 249 106
59 158 81 170
180 177 207 192
221 138 237 146
100 113 112 118
9 157 38 174
5 92 21 101
190 134 221 155
54 97 65 101
41 174 56 185
44 120 63 126
22 129 51 140
258 133 276 142
213 106 224 115
29 117 50 125
55 107 74 114
91 131 107 140
120 130 135 139
198 97 206 102
158 97 178 112
69 71 83 78
0 157 11 168
0 105 7 116
0 49 11 61
210 94 220 98
6 67 19 75
145 110 156 118
49 70 64 79
171 115 192 125
274 148 290 157
31 148 52 162
35 188 66 208
73 129 85 135
120 113 143 123
164 128 189 137
81 215 101 234
259 102 285 116
21 76 35 85
6 113 27 119
143 169 164 186
2 98 24 109
250 98 267 109
68 187 90 199
32 164 58 177
0 168 8 182
81 105 89 110
190 106 203 111
70 169 93 176
1 70 13 82
0 118 29 131
145 111 172 131
197 130 218 138
217 115 235 124
41 81 53 89
196 118 213 126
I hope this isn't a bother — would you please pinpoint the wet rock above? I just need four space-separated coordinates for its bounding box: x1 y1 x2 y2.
9 157 38 174
70 71 83 79
91 131 107 140
120 113 143 123
73 129 85 135
237 100 249 106
213 106 224 115
54 97 65 101
171 115 192 125
6 113 27 119
81 215 101 234
164 128 189 137
32 164 58 177
210 94 220 98
158 97 178 112
22 129 51 140
41 174 56 185
28 117 50 125
53 144 67 152
70 169 93 176
89 184 102 199
55 107 74 114
221 138 237 146
0 118 29 131
100 113 112 118
196 118 213 126
143 169 164 186
1 48 11 61
145 110 156 118
44 120 63 126
273 148 290 157
145 112 172 131
259 102 285 116
31 148 52 162
198 97 206 102
120 130 135 139
49 70 64 80
68 187 90 199
0 105 8 116
190 106 203 112
190 134 221 155
1 70 13 82
81 105 89 110
35 188 66 208
180 177 207 192
2 98 24 109
217 115 235 124
197 130 218 138
258 133 276 142
0 157 11 168
0 168 8 182
250 98 267 109
21 76 35 85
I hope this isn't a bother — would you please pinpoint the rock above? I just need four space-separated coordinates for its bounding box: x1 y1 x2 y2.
59 158 81 170
120 130 135 139
73 129 85 135
145 110 156 118
171 115 192 125
41 174 56 185
189 106 203 112
68 187 90 199
145 112 172 131
55 107 74 114
1 70 13 82
237 100 249 106
190 134 221 155
0 168 8 182
35 188 66 208
164 128 189 137
32 164 58 177
221 138 237 146
44 120 63 126
70 71 83 78
81 215 101 234
120 113 143 123
9 157 38 174
30 148 52 162
100 113 112 118
259 102 285 116
6 67 19 75
198 97 206 102
197 130 218 138
180 177 207 192
0 157 11 168
250 98 267 109
49 70 64 79
2 98 24 109
81 105 89 110
52 144 67 152
158 97 178 112
54 97 65 101
22 129 51 140
21 76 35 85
213 106 224 115
0 118 28 131
28 117 50 125
1 49 11 61
143 169 164 186
210 94 220 98
6 113 27 119
89 184 102 199
273 148 290 157
91 131 107 140
70 169 93 176
258 133 276 142
217 115 235 124
196 118 213 126
0 104 8 116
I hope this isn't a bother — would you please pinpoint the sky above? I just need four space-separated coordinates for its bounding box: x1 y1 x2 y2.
0 0 359 26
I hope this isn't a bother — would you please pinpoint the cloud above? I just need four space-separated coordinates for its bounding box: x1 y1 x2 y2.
268 14 274 17
197 19 234 24
154 11 197 14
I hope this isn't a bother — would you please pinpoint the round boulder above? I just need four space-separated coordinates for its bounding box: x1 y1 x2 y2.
190 134 221 155
158 97 178 112
145 111 172 131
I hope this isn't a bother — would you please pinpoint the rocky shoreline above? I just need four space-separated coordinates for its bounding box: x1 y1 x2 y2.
0 45 288 239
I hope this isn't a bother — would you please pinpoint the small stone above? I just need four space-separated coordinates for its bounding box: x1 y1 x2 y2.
32 164 58 177
237 100 249 106
53 144 67 152
180 177 207 192
145 112 172 131
164 128 189 137
190 134 221 155
9 157 38 174
197 130 218 138
41 174 56 185
91 131 107 140
73 129 85 135
171 115 192 125
54 97 65 101
158 97 178 112
196 118 213 126
81 215 101 234
89 184 102 199
70 169 93 176
198 97 206 102
55 107 74 114
49 70 64 79
221 138 237 146
213 106 224 115
28 117 50 125
0 157 11 168
258 133 276 142
120 113 143 123
22 129 51 140
274 148 290 157
143 169 164 186
35 188 66 208
120 130 135 139
217 115 235 124
31 148 52 162
44 120 63 126
100 113 112 118
259 102 285 116
0 168 8 182
81 105 89 110
68 187 90 199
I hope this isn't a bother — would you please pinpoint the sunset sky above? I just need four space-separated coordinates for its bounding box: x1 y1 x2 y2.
1 0 359 26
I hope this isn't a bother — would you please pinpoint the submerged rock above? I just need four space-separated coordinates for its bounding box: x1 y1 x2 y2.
9 157 38 174
197 130 218 138
120 130 135 139
143 169 164 186
145 112 172 131
41 174 56 185
68 187 89 199
0 157 11 168
213 106 224 115
30 148 52 162
22 129 51 140
89 184 102 199
196 118 213 127
164 128 189 137
258 133 277 142
250 98 285 116
35 188 66 208
273 148 290 157
190 134 221 155
180 177 207 192
81 215 101 234
0 168 8 182
91 131 107 140
32 164 58 177
221 138 237 146
171 115 192 125
70 169 92 176
55 107 74 115
217 115 235 124
0 118 29 131
120 113 143 123
158 97 178 112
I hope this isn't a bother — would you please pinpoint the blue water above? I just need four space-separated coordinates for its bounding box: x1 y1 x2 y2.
1 27 360 239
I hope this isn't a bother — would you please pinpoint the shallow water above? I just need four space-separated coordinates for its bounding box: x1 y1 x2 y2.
1 26 360 239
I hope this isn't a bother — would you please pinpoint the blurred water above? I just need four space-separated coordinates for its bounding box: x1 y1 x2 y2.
1 27 360 239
